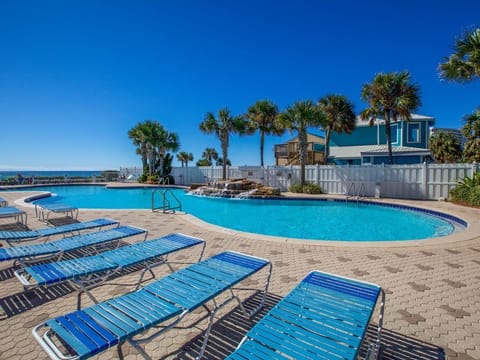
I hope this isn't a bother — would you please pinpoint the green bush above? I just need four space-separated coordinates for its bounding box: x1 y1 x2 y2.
467 186 480 206
289 184 304 193
449 173 480 207
288 183 322 194
303 184 322 194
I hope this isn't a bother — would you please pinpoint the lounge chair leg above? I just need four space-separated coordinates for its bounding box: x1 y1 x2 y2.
117 342 124 359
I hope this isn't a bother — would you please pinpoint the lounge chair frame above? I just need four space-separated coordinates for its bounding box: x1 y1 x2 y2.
35 203 79 223
0 218 120 247
227 270 385 360
0 196 8 207
14 233 206 309
0 206 28 225
33 251 272 360
0 225 148 269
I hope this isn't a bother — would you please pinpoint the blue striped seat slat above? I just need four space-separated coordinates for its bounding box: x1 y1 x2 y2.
0 226 143 261
36 218 119 237
0 243 57 260
46 315 100 358
268 300 365 341
304 272 380 302
0 230 40 240
29 263 68 284
297 283 377 312
245 323 333 360
84 306 139 337
254 311 358 359
212 251 267 270
282 291 373 333
39 203 76 211
62 313 114 353
73 311 118 347
161 233 203 246
146 276 222 309
23 233 203 286
229 338 288 360
46 317 92 359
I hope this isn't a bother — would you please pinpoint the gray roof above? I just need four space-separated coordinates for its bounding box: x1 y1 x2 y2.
329 145 431 159
355 113 435 127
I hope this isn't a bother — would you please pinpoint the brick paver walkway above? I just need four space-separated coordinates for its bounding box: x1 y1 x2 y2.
0 190 479 360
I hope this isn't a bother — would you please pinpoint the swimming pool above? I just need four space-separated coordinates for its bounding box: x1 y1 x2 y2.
14 185 465 242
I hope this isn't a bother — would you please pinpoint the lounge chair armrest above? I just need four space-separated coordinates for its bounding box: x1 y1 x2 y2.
32 323 77 360
14 269 37 287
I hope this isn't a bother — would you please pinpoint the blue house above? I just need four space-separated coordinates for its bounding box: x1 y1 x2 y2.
328 114 435 165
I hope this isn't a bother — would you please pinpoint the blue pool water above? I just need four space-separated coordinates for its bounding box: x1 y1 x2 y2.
14 185 461 241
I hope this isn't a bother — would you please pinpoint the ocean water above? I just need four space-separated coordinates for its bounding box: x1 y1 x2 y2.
0 170 102 180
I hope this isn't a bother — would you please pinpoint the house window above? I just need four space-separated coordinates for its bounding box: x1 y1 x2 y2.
408 123 420 143
390 124 398 143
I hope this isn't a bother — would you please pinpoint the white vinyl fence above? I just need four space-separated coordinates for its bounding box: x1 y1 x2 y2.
171 163 478 200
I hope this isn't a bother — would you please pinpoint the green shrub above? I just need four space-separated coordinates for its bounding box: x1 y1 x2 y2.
449 173 480 207
467 186 480 206
289 183 322 194
303 184 322 194
289 184 304 193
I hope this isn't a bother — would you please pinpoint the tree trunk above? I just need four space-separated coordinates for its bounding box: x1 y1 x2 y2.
222 142 228 181
323 128 331 165
260 131 265 167
385 113 393 165
298 129 307 186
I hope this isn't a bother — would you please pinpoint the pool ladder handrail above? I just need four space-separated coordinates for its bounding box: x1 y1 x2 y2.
152 188 182 213
346 182 366 202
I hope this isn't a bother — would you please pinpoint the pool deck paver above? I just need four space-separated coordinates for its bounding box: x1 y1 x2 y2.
0 189 479 359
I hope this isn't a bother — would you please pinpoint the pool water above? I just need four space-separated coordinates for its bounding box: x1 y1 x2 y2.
19 185 459 242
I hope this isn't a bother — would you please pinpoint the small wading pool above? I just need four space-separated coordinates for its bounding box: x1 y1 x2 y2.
9 185 466 242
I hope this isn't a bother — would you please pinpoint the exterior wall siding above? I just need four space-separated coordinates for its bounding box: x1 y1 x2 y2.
171 163 478 200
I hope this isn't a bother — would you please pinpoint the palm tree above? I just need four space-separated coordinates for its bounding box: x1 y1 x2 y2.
429 131 462 163
461 108 480 162
360 71 421 164
317 95 356 165
439 27 480 82
176 151 194 167
246 100 284 166
199 108 249 180
276 100 324 186
128 120 158 175
202 148 219 165
128 120 179 177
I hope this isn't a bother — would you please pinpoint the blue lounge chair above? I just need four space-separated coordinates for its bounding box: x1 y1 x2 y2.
0 206 28 225
0 225 147 266
227 270 385 360
15 233 205 306
0 218 120 246
0 196 7 207
35 202 79 223
33 251 272 360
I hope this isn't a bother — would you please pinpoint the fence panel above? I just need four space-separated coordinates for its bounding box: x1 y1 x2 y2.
170 163 477 200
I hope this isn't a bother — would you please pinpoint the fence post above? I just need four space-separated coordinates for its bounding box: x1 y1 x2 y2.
422 162 428 200
472 162 478 176
316 164 320 186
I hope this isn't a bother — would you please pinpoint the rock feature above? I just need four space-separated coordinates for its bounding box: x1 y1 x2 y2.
188 178 281 198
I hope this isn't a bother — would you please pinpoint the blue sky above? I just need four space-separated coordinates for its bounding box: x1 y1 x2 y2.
1 0 479 170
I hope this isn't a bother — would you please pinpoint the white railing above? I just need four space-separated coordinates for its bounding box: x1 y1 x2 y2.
171 163 478 200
